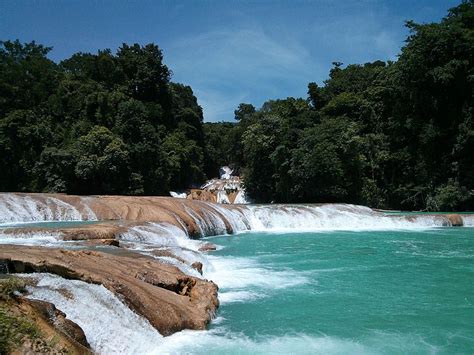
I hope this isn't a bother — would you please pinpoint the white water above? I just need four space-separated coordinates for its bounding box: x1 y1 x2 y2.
236 204 449 232
216 190 230 204
0 231 62 246
203 254 310 304
462 215 474 226
0 194 97 224
22 273 162 354
19 268 438 355
0 193 469 236
175 203 457 237
169 191 187 199
233 190 249 204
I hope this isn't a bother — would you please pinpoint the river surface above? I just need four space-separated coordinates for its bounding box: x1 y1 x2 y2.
14 228 474 354
187 229 474 354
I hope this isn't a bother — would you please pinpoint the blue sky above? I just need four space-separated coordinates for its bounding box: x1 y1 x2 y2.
0 0 460 121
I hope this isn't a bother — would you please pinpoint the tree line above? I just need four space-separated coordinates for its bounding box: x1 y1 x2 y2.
205 1 473 211
1 42 208 195
1 1 472 210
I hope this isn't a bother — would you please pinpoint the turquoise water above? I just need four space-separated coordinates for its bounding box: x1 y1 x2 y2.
201 229 474 354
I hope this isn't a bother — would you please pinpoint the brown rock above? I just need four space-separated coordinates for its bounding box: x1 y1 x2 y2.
0 245 219 336
0 193 248 237
25 298 90 348
446 214 463 227
150 249 188 264
191 262 203 275
186 189 217 203
2 290 93 354
198 243 217 252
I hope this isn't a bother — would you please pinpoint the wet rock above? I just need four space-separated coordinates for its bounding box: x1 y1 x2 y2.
198 243 217 252
191 262 203 275
150 249 187 264
446 214 463 227
186 189 217 203
0 193 249 239
0 245 219 336
25 298 90 348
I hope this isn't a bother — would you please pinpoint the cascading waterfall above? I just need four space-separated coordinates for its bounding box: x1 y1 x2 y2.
22 273 163 354
182 203 455 236
0 193 470 236
237 204 451 231
0 194 97 224
462 215 474 226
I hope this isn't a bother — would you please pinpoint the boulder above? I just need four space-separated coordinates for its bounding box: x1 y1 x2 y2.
446 214 463 227
0 245 219 336
191 262 203 275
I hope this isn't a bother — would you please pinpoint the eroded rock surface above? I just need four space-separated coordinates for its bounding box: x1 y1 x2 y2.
0 245 219 336
24 298 90 349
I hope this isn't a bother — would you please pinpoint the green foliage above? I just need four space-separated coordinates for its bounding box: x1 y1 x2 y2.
0 306 40 353
0 277 38 353
426 180 473 211
219 1 473 210
0 277 27 301
289 117 364 202
0 41 207 195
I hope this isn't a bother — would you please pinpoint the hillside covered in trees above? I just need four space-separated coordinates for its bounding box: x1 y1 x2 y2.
206 1 474 211
1 1 473 211
0 42 208 195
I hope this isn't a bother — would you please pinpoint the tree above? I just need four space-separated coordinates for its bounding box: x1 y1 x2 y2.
73 126 130 194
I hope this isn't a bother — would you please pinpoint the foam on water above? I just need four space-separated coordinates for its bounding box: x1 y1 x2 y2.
17 269 445 355
161 330 372 355
217 290 265 304
153 256 203 278
204 254 310 303
119 222 200 251
160 328 441 355
205 203 250 232
118 222 212 277
462 215 474 226
1 194 471 236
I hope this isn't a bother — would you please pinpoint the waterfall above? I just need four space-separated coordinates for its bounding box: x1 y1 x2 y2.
0 194 97 224
22 273 163 354
185 203 456 236
462 215 474 227
0 194 471 239
237 204 449 231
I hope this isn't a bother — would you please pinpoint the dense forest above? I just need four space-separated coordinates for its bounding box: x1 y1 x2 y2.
1 1 473 210
0 42 208 195
206 1 474 211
